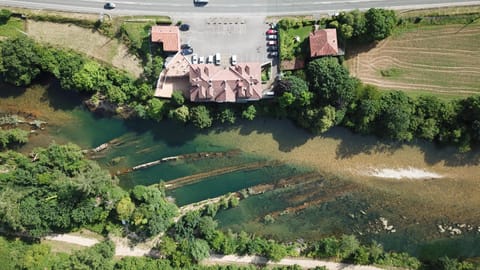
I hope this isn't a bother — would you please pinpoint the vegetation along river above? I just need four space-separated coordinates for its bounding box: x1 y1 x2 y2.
2 79 480 260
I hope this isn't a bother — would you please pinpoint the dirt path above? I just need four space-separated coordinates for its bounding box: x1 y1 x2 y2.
204 254 389 270
44 234 388 269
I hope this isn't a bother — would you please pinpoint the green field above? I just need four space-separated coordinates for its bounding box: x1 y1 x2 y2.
347 18 480 98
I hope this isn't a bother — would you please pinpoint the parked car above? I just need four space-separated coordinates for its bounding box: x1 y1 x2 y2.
215 53 221 65
267 46 278 51
266 34 277 40
181 44 191 49
231 55 237 65
269 51 278 57
207 55 213 64
267 40 277 46
179 24 190 31
104 2 116 9
191 54 198 64
181 48 193 55
266 29 277 34
199 56 205 64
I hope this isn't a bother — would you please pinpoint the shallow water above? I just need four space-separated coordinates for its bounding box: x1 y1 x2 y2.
2 80 480 259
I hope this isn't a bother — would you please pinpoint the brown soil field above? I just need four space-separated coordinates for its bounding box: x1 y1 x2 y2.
346 23 480 98
26 21 143 78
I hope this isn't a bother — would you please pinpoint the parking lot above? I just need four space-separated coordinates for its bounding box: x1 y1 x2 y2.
177 16 276 69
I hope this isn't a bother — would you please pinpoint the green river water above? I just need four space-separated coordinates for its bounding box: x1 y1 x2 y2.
2 80 480 260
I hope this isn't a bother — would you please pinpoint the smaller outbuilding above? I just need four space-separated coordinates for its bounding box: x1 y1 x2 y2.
151 25 180 52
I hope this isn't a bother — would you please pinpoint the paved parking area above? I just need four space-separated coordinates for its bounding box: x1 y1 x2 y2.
177 16 273 68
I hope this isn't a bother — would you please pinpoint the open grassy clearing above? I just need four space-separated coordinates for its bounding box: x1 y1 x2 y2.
26 20 143 78
347 21 480 98
279 24 312 61
0 17 25 38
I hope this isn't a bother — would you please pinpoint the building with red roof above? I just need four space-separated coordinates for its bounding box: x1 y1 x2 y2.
189 63 263 103
151 25 180 52
309 28 339 58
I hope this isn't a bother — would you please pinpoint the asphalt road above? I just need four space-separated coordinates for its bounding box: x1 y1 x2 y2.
1 0 480 16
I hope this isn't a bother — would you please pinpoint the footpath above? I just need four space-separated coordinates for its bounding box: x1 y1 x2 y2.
44 234 388 270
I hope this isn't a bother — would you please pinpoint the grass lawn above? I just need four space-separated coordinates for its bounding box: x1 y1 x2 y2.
279 25 312 61
120 21 154 53
0 18 25 38
346 21 480 99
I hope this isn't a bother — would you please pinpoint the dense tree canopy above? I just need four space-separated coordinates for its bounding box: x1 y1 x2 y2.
365 8 397 41
307 57 356 109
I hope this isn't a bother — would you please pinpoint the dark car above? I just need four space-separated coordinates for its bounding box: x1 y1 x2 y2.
179 24 190 31
181 44 191 49
104 2 116 9
181 48 194 55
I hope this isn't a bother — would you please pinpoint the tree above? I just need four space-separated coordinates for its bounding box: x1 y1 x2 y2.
171 91 185 106
188 239 210 263
266 241 288 262
242 105 257 120
116 197 135 221
365 8 397 41
315 105 336 133
146 98 167 121
217 108 236 124
72 61 107 92
168 105 190 123
68 241 115 270
190 106 212 128
0 128 29 149
339 234 360 259
307 57 356 108
376 91 415 141
0 37 41 86
329 10 366 41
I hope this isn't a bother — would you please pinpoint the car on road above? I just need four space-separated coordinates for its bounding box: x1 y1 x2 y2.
215 53 221 65
179 24 190 31
191 54 198 64
104 2 116 9
266 29 277 34
194 0 209 5
267 40 277 46
181 48 193 55
231 55 237 65
266 34 277 40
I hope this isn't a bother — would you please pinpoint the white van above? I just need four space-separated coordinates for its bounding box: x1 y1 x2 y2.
215 53 221 65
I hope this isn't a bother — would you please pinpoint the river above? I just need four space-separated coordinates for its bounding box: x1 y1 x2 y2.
1 79 480 260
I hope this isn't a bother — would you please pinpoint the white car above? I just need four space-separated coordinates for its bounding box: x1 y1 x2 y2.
199 56 205 64
191 54 198 64
267 34 277 40
207 55 213 64
231 55 237 65
215 53 221 65
267 40 277 46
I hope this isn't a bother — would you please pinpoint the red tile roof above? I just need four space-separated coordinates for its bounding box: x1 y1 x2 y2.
309 29 339 58
151 26 180 52
189 63 263 102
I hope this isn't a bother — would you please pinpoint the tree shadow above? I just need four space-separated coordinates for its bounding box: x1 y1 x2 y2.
0 82 27 98
122 117 198 148
40 77 85 111
212 117 314 153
